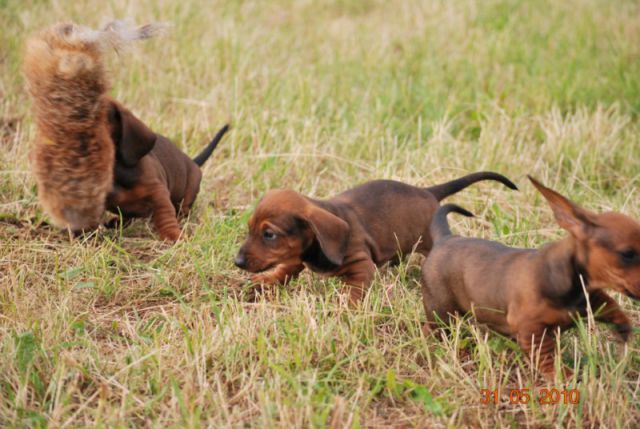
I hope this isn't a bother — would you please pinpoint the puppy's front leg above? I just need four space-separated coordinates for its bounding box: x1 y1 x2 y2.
517 323 567 380
149 184 181 241
340 258 376 304
251 263 305 285
589 291 632 341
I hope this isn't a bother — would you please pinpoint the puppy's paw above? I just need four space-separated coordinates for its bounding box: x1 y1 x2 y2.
421 323 432 337
251 272 279 285
159 227 180 241
615 323 632 342
244 283 277 302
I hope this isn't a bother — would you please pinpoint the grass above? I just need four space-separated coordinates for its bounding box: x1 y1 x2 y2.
1 0 640 426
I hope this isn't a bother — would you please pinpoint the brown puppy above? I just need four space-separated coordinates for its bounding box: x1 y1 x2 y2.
421 176 639 378
234 172 517 302
23 21 164 232
105 98 229 241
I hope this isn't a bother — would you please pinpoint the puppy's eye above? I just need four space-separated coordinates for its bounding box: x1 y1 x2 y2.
262 230 277 241
618 249 638 265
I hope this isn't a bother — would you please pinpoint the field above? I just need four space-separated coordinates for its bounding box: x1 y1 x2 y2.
2 0 640 427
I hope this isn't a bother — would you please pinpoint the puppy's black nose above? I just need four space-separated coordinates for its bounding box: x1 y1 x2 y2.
234 253 247 269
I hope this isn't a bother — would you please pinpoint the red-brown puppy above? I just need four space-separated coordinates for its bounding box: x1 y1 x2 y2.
106 98 229 241
421 176 639 378
235 172 517 302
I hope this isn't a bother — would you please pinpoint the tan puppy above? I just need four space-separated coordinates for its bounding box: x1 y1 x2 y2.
105 97 229 241
421 177 639 377
23 20 164 232
234 172 517 303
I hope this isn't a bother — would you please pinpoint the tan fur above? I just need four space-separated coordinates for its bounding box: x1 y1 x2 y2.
421 177 640 378
23 21 165 231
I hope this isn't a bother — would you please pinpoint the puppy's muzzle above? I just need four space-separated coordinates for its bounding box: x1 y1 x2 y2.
234 252 248 269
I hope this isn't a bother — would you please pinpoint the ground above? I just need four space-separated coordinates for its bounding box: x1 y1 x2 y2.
1 0 640 427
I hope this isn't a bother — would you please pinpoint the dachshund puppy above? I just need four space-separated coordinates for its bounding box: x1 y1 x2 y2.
421 177 639 378
235 172 517 302
105 98 229 241
23 20 165 232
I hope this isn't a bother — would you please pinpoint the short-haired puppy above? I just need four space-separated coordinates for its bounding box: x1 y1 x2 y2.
105 98 229 241
23 20 164 233
235 172 517 303
421 176 639 378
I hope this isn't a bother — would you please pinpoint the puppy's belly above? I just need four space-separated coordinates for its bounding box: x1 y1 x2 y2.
455 277 511 334
107 198 153 218
112 205 152 218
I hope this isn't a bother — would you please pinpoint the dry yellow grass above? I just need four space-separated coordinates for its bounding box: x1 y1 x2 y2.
1 0 640 427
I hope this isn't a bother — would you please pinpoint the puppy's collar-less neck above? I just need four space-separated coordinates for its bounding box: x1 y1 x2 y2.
542 237 590 308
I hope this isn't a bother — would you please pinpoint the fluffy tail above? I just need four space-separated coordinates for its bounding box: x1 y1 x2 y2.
431 204 474 242
425 172 517 201
24 20 168 133
99 20 169 50
192 124 230 166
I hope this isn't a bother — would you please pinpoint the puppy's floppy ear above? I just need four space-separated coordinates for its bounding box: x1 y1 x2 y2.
528 175 598 240
107 100 156 166
304 205 350 265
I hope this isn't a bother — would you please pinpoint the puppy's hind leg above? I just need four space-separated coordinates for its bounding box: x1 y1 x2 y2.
179 167 203 216
420 263 459 336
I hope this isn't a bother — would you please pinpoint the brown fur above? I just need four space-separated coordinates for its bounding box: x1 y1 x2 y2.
105 98 229 241
23 21 165 232
24 23 114 231
421 176 640 378
234 172 517 303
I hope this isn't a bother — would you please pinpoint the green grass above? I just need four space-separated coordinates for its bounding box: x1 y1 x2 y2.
2 0 640 427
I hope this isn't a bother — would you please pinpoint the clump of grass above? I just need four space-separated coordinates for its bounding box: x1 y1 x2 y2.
1 0 639 426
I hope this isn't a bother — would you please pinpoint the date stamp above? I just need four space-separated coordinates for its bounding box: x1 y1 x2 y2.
480 388 580 405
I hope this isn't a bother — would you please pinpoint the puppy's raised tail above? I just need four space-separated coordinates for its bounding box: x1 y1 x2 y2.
193 124 230 166
431 204 474 243
425 172 517 202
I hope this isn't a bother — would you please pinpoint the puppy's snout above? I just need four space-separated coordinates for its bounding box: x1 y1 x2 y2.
234 252 247 269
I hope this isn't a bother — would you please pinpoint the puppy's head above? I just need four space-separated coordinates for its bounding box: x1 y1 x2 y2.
106 98 157 167
530 176 640 299
234 190 350 273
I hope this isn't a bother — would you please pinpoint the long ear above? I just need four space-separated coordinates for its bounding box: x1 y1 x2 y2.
528 175 598 239
107 100 156 166
304 205 350 265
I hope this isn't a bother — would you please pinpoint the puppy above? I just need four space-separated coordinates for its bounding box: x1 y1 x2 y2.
421 176 639 377
105 98 229 241
234 172 517 302
23 20 164 232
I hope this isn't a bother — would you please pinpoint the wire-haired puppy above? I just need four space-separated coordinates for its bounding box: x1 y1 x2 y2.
421 177 640 378
234 172 517 303
23 20 165 233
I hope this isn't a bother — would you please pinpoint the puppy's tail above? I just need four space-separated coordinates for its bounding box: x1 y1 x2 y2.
431 204 474 242
192 124 230 166
425 172 517 202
